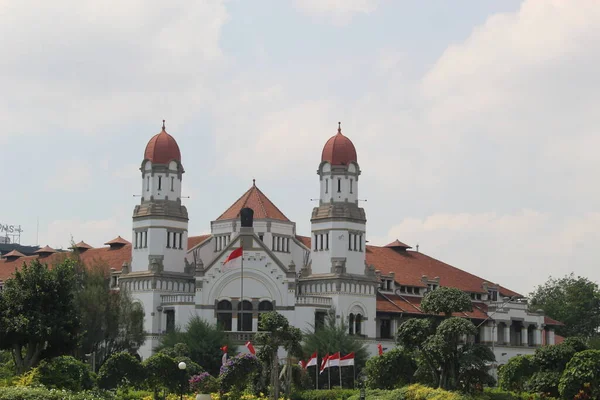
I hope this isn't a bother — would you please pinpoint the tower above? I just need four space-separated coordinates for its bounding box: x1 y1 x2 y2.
131 121 189 273
311 122 366 275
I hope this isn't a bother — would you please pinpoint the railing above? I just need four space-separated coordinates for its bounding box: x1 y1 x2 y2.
295 296 333 306
161 294 195 305
226 332 256 343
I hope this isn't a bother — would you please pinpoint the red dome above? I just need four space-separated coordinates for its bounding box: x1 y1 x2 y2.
144 122 181 164
321 123 357 166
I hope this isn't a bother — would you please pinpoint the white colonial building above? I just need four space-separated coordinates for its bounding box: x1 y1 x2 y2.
0 121 561 369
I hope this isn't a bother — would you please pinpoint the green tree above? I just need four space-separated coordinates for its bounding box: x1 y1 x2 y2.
254 311 302 400
302 309 369 389
420 287 473 317
35 355 95 391
364 347 416 389
156 316 234 376
97 351 145 389
529 274 600 338
558 349 600 399
143 352 182 397
0 259 80 373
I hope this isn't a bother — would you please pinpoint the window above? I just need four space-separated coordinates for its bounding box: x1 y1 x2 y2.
350 179 353 193
167 231 171 248
147 176 150 191
355 314 362 335
325 233 329 250
488 290 498 302
348 233 352 250
165 310 175 333
158 176 162 191
179 233 183 249
354 234 357 251
172 232 177 249
144 231 148 248
313 234 317 251
319 234 323 251
217 300 233 331
237 300 253 332
337 178 341 192
359 235 363 251
349 314 355 335
380 319 391 339
171 177 174 191
315 311 326 332
135 232 138 248
325 179 328 194
259 234 264 242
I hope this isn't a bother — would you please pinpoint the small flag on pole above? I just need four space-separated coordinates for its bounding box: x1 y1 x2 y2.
306 352 318 368
327 352 340 368
339 352 355 367
223 246 243 269
299 360 307 369
319 353 329 374
377 343 384 356
221 345 228 365
245 341 256 355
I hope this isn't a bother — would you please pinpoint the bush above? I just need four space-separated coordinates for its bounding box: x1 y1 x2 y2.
558 349 600 400
34 356 95 392
402 383 465 400
0 386 112 400
498 355 535 392
98 352 145 390
365 347 416 389
219 352 261 394
523 371 561 398
142 352 182 394
290 388 358 400
189 372 218 394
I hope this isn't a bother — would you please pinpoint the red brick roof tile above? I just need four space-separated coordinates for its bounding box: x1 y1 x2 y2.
144 125 181 164
321 124 358 166
73 241 93 250
384 239 412 249
35 245 57 254
217 182 290 222
544 316 564 326
188 234 211 250
3 250 25 258
104 236 131 246
377 293 489 319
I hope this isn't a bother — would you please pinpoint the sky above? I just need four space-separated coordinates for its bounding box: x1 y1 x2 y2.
1 0 599 295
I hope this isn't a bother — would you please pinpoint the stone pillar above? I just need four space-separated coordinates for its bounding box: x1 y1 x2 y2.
252 316 258 332
491 323 498 344
482 325 491 343
521 326 528 346
503 325 511 345
535 328 543 346
549 329 555 345
232 317 238 332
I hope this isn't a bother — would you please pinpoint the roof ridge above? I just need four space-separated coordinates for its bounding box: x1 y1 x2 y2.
254 186 268 219
254 185 290 221
216 186 253 220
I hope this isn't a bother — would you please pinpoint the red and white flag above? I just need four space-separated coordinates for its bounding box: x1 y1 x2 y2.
245 341 256 355
223 246 243 269
306 352 318 368
327 352 340 368
221 345 228 365
377 343 384 356
319 354 329 374
339 352 355 367
298 360 307 369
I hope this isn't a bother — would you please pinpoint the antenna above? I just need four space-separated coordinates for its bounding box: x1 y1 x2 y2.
358 199 368 202
133 194 142 197
309 198 320 202
416 244 419 252
181 196 190 199
36 217 39 246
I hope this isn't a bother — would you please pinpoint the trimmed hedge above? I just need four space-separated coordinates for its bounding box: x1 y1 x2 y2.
0 386 111 400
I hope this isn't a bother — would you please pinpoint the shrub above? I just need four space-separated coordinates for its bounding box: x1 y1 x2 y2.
97 352 145 390
498 355 535 392
0 386 112 400
523 371 561 398
402 383 465 400
558 349 600 399
189 372 218 394
219 352 261 394
365 347 417 389
289 388 358 400
142 352 182 394
34 356 95 392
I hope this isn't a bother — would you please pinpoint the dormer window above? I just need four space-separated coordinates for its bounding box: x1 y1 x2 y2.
488 289 498 302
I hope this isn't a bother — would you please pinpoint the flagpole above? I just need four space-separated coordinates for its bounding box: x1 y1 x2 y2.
240 249 244 332
328 361 331 390
353 364 356 389
315 359 318 390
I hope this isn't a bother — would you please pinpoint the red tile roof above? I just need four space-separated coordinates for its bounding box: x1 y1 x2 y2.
104 236 131 246
296 235 520 298
188 234 211 249
377 293 489 319
321 124 358 166
144 124 182 164
544 316 564 326
73 241 93 250
384 239 412 249
553 334 565 345
3 250 25 258
35 245 57 254
217 182 290 222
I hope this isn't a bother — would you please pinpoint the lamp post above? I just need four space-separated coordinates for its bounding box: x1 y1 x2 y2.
178 361 187 400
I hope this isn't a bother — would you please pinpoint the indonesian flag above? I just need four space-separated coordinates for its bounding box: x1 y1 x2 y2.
377 343 384 356
319 354 329 374
245 341 256 355
298 360 307 369
221 345 228 365
306 352 318 368
223 246 243 269
327 352 340 368
339 352 355 367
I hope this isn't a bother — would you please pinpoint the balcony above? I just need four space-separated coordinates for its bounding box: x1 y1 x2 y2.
296 295 333 307
225 331 256 344
161 294 195 305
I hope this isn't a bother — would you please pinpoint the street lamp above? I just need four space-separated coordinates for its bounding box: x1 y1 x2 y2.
178 361 187 400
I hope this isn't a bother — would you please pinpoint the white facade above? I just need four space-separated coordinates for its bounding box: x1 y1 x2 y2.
117 128 557 368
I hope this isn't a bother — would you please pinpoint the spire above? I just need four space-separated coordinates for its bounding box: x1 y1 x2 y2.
162 119 166 130
338 121 342 134
253 178 256 186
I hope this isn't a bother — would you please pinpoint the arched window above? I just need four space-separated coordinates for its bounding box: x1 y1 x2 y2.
217 300 233 331
237 300 253 332
355 314 362 336
348 313 355 335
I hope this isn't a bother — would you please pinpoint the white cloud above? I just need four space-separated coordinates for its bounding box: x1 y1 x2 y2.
294 0 378 25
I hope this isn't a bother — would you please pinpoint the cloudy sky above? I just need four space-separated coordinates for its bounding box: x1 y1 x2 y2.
1 0 598 295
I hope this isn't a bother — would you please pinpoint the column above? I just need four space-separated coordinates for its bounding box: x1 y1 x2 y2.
252 316 258 332
535 328 543 346
482 325 491 343
521 326 528 346
549 329 555 345
491 323 498 344
503 324 511 345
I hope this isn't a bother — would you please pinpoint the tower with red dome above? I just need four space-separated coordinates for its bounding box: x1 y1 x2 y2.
306 123 377 338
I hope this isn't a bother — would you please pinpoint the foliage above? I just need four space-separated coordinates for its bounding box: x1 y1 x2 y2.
558 349 600 400
498 355 535 392
189 372 218 394
396 319 434 350
302 309 369 389
0 386 113 400
0 259 80 373
420 287 473 318
97 352 145 390
34 356 95 392
456 343 496 393
73 259 146 369
254 311 303 399
290 388 358 400
155 315 234 376
142 352 182 394
531 342 577 373
528 273 600 339
523 371 561 398
364 347 417 389
219 352 261 395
